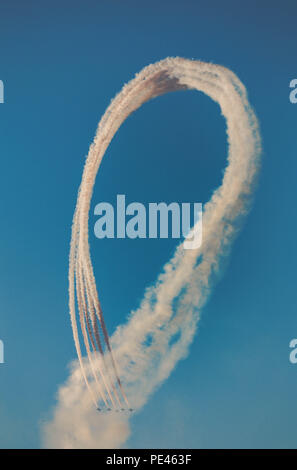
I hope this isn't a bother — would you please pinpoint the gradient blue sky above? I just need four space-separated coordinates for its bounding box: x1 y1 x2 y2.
0 0 297 449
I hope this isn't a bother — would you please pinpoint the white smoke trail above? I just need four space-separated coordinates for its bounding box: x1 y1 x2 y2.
42 57 261 448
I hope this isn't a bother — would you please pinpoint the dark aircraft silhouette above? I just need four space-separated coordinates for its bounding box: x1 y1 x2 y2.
96 407 134 412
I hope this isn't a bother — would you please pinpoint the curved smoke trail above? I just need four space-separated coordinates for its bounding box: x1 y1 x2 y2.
42 57 261 448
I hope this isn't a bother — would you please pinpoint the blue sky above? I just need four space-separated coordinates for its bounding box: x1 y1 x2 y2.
0 0 297 448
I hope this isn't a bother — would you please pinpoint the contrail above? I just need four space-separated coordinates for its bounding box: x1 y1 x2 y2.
43 57 261 448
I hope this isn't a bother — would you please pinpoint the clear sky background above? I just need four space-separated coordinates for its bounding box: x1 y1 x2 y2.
0 0 296 449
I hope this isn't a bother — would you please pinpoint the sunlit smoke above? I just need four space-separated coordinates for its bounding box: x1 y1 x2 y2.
42 57 261 449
